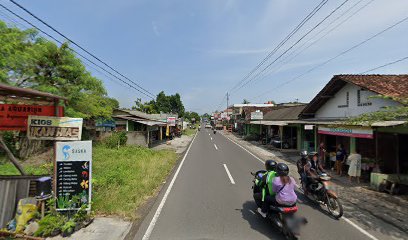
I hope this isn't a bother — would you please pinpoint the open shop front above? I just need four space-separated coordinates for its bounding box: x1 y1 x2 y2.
318 125 375 180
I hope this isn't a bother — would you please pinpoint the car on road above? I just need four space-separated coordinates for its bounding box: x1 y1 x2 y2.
205 123 212 128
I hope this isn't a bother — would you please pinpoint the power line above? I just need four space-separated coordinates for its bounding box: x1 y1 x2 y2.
0 3 154 99
234 0 351 92
360 56 408 73
8 0 155 99
251 0 374 88
0 7 129 90
252 14 408 100
229 0 329 93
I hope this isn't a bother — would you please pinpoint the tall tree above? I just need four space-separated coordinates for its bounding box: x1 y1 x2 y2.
0 20 118 119
242 99 250 104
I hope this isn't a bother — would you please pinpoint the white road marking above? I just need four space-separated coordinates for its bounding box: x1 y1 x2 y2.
222 134 380 240
208 133 210 136
210 137 213 141
222 134 264 164
223 164 235 184
214 144 218 150
142 132 198 240
342 217 379 240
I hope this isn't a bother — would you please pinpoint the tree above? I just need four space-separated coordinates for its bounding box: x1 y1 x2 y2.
184 111 200 122
0 20 118 119
242 99 250 104
132 91 185 116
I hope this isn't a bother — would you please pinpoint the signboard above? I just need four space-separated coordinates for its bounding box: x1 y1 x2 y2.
318 126 373 139
250 111 263 120
56 141 92 211
0 104 63 131
304 125 314 130
27 116 83 140
167 117 176 127
95 119 115 128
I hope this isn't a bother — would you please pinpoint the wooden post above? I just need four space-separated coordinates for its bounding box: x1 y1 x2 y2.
0 134 26 175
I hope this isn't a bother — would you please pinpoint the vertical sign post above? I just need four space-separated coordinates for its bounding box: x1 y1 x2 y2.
55 141 92 211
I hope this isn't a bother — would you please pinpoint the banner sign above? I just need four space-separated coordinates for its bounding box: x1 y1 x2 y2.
27 116 83 140
250 111 263 120
0 104 63 131
167 117 176 127
304 125 314 130
55 141 92 211
318 126 373 139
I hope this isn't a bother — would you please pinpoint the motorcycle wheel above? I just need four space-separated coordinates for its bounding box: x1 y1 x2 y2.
282 226 298 240
326 195 343 219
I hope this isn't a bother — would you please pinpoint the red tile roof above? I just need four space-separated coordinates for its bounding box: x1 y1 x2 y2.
301 74 408 117
336 75 408 99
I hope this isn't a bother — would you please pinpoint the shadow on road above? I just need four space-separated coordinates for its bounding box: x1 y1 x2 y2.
239 201 285 240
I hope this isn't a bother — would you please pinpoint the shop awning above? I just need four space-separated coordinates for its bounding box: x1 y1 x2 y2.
370 121 407 127
136 120 167 127
250 121 288 126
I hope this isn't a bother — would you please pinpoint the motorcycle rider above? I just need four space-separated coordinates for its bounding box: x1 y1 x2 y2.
296 150 309 188
273 163 298 206
256 160 277 218
304 152 325 194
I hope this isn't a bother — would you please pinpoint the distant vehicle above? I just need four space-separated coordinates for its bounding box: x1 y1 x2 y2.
271 136 292 149
205 123 211 128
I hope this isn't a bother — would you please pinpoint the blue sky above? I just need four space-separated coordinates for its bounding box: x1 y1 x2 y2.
1 0 408 114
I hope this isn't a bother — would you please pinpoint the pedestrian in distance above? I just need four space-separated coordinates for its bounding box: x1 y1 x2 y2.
347 149 362 183
335 144 347 176
318 142 326 168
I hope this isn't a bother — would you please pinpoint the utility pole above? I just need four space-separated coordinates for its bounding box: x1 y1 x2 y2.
226 92 229 131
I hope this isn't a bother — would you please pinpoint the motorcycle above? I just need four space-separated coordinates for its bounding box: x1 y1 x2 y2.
302 173 343 219
213 129 216 134
251 171 307 240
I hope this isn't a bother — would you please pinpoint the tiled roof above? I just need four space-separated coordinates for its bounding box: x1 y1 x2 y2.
336 75 408 99
301 74 408 117
263 105 306 120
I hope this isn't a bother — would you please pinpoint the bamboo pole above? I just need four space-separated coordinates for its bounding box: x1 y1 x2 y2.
0 134 26 175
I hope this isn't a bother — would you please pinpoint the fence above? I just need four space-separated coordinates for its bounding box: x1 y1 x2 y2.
0 175 49 228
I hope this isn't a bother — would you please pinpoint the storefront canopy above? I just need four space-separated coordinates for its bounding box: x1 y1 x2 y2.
250 120 288 126
136 120 167 127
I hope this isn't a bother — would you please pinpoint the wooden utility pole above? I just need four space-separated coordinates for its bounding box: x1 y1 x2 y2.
0 134 26 175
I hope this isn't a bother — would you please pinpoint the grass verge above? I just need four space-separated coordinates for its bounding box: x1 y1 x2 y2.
0 162 51 175
92 145 177 219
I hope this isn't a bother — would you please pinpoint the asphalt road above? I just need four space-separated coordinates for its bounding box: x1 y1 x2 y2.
133 129 387 240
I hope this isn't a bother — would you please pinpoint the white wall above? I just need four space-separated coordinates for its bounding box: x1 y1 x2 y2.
315 83 401 119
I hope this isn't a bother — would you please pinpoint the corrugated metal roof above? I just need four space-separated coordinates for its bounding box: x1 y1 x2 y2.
263 105 306 120
0 83 67 101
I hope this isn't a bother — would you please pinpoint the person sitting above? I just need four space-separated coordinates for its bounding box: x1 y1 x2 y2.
296 150 309 186
272 163 298 206
304 152 325 194
257 160 277 218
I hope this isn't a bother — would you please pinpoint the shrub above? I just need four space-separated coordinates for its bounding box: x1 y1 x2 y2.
100 131 127 148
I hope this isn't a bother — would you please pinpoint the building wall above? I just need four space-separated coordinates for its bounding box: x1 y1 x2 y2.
126 131 148 147
315 83 401 119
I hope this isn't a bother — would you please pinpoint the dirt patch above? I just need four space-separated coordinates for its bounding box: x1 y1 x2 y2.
22 147 53 167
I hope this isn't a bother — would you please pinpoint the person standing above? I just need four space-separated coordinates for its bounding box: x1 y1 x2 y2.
347 149 362 183
318 142 326 168
336 144 347 176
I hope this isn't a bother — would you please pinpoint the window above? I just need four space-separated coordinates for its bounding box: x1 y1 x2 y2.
338 92 349 108
357 88 372 106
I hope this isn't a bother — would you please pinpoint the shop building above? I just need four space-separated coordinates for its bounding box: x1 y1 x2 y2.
300 75 408 187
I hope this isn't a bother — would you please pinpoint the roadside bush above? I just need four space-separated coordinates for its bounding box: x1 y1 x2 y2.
100 131 127 148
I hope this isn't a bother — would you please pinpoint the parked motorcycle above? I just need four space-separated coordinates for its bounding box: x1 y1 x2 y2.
302 173 343 219
251 171 307 240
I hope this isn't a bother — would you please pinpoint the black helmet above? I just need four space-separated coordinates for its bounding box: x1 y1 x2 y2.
265 160 277 171
300 150 308 158
276 163 289 176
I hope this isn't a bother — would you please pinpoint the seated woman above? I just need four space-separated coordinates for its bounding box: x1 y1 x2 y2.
273 163 298 206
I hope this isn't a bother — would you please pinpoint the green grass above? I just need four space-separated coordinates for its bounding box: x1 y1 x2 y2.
0 162 51 175
92 145 178 219
183 128 197 136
